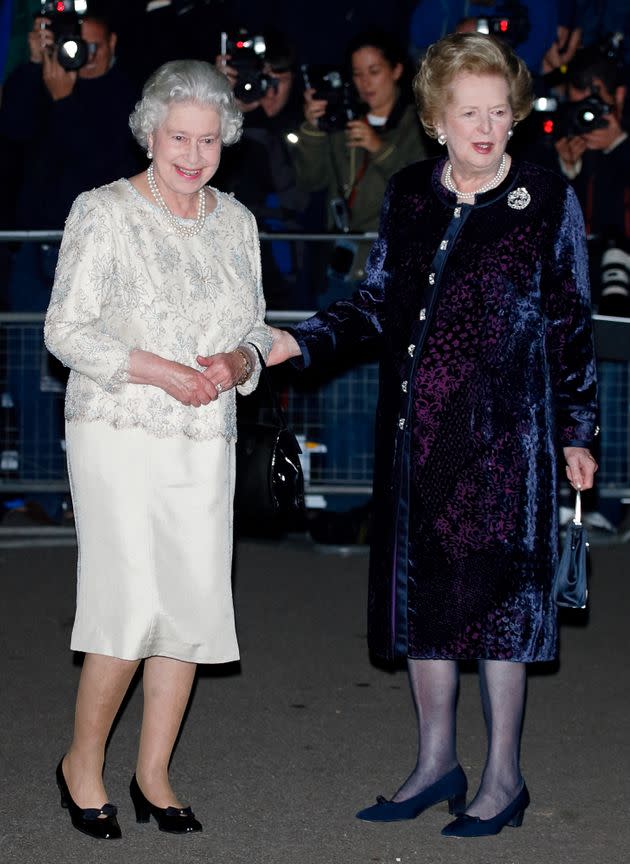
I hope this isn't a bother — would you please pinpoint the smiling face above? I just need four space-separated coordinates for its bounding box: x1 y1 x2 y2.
437 72 513 182
351 45 402 116
148 101 222 204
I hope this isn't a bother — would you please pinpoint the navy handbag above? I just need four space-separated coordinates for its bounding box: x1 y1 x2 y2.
553 490 589 609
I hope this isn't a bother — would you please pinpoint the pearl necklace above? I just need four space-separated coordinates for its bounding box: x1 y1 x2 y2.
147 163 206 237
444 153 507 200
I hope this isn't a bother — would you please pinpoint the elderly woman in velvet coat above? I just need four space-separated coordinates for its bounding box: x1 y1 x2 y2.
269 33 598 838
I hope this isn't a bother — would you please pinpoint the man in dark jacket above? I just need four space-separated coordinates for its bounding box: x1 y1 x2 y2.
0 7 140 523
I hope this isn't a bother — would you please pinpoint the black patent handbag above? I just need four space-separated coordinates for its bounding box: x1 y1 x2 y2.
234 345 305 521
552 490 589 609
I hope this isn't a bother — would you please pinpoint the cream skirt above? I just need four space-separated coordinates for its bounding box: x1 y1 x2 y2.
65 421 239 663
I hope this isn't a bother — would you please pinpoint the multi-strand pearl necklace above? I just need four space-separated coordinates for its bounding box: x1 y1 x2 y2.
444 153 507 200
147 163 207 238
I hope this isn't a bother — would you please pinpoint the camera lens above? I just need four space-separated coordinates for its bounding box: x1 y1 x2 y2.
57 35 88 70
578 108 597 127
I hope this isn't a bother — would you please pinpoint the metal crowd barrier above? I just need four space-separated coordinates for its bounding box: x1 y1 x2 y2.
1 233 629 516
1 311 628 504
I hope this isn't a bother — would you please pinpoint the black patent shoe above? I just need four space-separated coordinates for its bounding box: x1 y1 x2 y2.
441 784 530 837
130 774 202 834
55 758 121 840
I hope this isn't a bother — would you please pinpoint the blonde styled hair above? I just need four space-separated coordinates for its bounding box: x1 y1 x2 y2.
413 33 533 138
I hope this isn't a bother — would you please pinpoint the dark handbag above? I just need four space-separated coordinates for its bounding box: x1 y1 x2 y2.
234 345 304 521
553 490 589 609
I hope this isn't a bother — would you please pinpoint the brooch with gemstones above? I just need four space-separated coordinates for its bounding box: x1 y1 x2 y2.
507 187 531 210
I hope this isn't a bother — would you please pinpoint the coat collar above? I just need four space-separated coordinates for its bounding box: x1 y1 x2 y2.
431 155 522 209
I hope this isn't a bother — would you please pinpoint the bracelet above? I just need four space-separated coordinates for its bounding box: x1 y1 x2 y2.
234 346 253 386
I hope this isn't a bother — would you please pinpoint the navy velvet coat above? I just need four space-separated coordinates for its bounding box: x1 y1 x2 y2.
293 158 598 666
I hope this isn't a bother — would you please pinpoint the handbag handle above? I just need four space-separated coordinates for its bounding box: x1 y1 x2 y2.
573 489 582 526
244 342 288 429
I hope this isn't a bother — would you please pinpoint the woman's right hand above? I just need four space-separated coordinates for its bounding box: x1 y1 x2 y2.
267 327 301 366
157 360 219 406
304 88 328 128
129 350 219 406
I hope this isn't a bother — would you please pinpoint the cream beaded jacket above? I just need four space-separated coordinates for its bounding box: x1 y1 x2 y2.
44 180 272 440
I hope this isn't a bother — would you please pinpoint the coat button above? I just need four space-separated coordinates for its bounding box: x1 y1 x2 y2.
454 206 461 218
398 418 406 429
419 308 426 320
408 344 415 356
401 380 408 393
440 240 448 250
428 273 435 285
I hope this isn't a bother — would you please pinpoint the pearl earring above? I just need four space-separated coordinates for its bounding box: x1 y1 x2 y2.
507 129 513 139
147 148 153 160
437 133 447 146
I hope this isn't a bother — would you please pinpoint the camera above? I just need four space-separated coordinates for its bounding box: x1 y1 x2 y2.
534 92 611 140
563 93 611 136
301 64 365 132
474 2 530 48
221 30 278 104
39 1 89 71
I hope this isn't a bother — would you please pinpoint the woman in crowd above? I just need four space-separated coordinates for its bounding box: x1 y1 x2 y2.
45 60 270 840
295 29 429 302
269 33 598 837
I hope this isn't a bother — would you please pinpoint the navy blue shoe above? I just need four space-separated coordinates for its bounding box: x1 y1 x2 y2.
441 783 530 837
356 765 467 822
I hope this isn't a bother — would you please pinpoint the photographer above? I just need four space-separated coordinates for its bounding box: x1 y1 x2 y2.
0 5 139 523
295 30 428 303
289 30 428 522
0 7 139 240
214 30 304 222
214 30 309 307
552 44 629 241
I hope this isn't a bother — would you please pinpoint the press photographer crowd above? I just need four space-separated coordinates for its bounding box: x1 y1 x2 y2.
0 0 628 528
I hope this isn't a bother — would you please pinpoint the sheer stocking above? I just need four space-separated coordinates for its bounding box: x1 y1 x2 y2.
135 656 197 808
465 659 526 819
63 653 140 809
392 659 460 801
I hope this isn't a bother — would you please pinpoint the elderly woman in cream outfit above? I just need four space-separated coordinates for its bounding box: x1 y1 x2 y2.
44 60 271 840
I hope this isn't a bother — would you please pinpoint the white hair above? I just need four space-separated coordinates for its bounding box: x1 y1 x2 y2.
129 59 242 148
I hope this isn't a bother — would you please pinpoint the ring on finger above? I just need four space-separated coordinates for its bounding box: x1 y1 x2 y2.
215 382 224 393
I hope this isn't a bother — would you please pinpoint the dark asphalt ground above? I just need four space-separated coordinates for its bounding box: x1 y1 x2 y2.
0 535 628 864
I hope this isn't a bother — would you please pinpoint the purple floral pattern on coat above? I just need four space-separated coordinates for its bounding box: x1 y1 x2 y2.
292 158 598 665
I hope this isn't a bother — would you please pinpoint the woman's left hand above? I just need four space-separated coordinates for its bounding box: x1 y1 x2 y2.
563 446 598 491
196 351 245 393
345 119 382 154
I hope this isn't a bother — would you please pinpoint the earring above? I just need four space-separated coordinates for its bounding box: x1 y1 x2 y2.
507 129 513 139
437 133 447 146
147 149 153 160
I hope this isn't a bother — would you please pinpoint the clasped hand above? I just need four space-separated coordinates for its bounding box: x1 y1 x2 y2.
165 353 245 406
130 349 243 407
